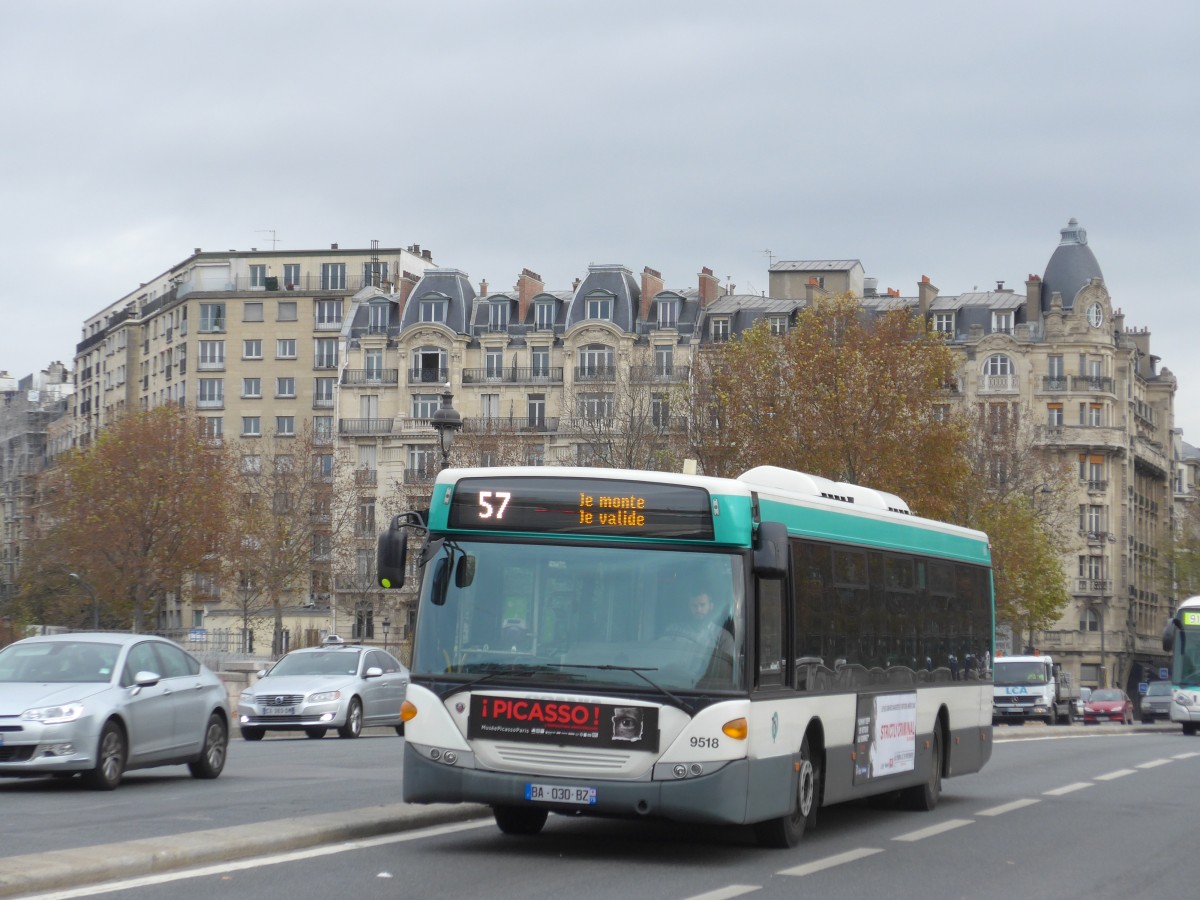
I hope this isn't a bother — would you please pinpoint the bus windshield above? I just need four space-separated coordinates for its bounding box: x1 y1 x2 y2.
1174 627 1200 686
412 539 746 693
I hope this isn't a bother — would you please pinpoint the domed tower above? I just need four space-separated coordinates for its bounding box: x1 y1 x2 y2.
1041 217 1104 313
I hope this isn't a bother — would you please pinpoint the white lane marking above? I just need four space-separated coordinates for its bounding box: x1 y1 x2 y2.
779 847 884 877
1043 782 1093 796
1172 751 1200 759
682 886 761 900
1136 758 1172 769
1094 768 1136 781
976 798 1041 816
15 820 493 900
891 818 974 842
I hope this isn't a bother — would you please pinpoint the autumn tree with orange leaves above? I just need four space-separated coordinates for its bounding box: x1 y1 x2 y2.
22 406 237 632
690 293 970 520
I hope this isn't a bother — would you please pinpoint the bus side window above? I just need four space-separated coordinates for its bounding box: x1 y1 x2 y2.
757 577 785 687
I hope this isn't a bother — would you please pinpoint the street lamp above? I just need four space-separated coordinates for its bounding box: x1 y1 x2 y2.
68 573 99 630
382 616 391 654
430 386 463 471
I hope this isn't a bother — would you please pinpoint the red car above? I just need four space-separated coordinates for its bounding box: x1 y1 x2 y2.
1083 688 1134 724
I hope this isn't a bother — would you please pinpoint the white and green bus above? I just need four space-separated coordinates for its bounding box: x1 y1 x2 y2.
377 465 994 847
1162 595 1200 735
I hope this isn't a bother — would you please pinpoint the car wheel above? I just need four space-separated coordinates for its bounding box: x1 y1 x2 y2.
189 713 228 779
305 728 327 739
84 721 126 791
338 699 363 739
240 726 265 741
493 805 548 836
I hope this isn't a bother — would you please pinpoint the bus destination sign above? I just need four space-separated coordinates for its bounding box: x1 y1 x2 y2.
446 476 715 539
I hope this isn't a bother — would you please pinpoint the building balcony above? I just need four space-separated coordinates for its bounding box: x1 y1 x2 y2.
409 367 449 385
313 398 335 409
395 417 435 433
1035 425 1125 451
354 468 378 487
342 369 399 385
1075 578 1112 596
978 374 1019 394
339 418 394 436
197 360 225 371
403 468 436 485
630 365 691 383
575 366 617 383
461 367 564 385
462 416 560 434
1041 376 1069 392
1071 375 1114 394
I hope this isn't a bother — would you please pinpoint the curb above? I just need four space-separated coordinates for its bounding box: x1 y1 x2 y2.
0 802 489 898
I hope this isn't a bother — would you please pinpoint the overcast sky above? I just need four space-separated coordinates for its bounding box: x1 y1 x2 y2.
4 2 1199 435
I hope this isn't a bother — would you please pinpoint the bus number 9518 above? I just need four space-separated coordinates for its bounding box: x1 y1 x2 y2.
690 736 719 749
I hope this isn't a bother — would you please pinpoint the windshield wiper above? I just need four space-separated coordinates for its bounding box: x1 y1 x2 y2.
540 662 696 715
436 663 580 700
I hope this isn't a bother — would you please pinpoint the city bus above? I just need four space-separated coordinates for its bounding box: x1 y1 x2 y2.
376 465 994 847
1162 595 1200 735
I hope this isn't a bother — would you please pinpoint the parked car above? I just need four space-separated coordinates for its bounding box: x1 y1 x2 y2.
1140 681 1173 723
0 632 229 790
1083 687 1134 724
237 636 409 741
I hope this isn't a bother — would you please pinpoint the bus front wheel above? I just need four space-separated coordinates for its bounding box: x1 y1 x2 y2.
754 736 819 849
493 805 548 836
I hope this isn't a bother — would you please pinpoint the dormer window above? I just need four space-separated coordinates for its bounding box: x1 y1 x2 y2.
419 299 446 323
711 317 731 342
586 294 612 320
933 312 955 334
657 300 677 329
768 315 788 335
489 301 508 331
992 311 1014 334
535 301 555 330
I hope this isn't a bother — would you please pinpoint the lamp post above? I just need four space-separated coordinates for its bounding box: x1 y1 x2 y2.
430 386 463 471
382 616 391 654
68 573 99 630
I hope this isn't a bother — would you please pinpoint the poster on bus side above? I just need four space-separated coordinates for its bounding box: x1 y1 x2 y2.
468 694 660 751
853 691 917 784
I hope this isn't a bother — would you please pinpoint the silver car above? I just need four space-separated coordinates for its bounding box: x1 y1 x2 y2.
1140 681 1173 723
0 632 230 790
237 636 409 741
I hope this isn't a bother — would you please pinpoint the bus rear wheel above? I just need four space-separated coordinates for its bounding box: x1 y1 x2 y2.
902 726 942 811
754 737 819 848
493 805 548 836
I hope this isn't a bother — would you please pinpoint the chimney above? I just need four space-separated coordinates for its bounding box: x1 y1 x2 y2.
805 276 827 304
422 249 432 261
698 266 720 308
572 277 581 293
193 247 201 255
918 275 938 323
479 279 489 297
517 267 544 324
398 270 421 310
1025 274 1043 333
641 267 664 322
331 243 338 250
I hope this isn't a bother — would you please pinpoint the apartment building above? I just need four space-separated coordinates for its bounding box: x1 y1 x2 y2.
770 219 1177 695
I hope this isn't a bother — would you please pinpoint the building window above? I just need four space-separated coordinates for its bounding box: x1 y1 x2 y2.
579 392 614 421
527 394 545 428
198 340 225 369
485 347 504 379
363 261 388 287
1084 403 1103 427
276 416 295 437
368 303 389 332
243 339 262 359
282 264 301 289
658 300 678 329
489 301 508 331
1048 403 1063 426
535 301 555 330
314 416 333 441
655 345 673 376
244 301 264 322
652 393 671 428
277 301 298 321
241 454 262 474
480 393 500 419
577 344 613 378
984 354 1013 376
711 318 730 342
242 377 261 398
249 265 267 289
419 299 446 323
242 416 261 437
315 299 343 329
413 394 440 418
276 376 295 398
768 315 788 335
1079 608 1101 633
198 378 223 408
364 349 383 380
314 338 338 369
933 312 955 334
408 446 435 479
411 347 446 382
314 376 336 406
992 311 1014 334
531 346 550 377
586 294 612 320
199 303 225 333
277 338 297 359
321 263 346 290
202 417 223 439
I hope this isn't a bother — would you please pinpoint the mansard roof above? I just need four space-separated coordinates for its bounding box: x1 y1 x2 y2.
1042 218 1104 312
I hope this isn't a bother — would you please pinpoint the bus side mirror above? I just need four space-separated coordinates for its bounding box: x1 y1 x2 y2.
753 521 788 579
377 529 409 589
1164 617 1179 653
455 554 476 588
431 557 451 606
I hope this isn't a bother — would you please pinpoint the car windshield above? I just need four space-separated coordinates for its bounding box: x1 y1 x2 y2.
268 650 361 677
0 641 121 684
1091 689 1122 702
993 661 1048 685
1146 682 1172 696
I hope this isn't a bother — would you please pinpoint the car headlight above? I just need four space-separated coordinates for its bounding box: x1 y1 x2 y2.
308 690 342 704
23 702 85 724
1176 692 1194 707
